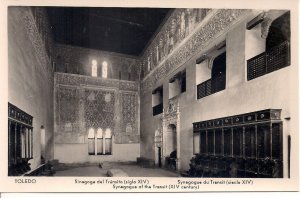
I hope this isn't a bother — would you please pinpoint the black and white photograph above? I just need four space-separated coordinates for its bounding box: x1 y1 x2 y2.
0 0 299 192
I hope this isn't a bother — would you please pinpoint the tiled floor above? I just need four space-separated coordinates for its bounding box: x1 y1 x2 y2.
54 162 180 177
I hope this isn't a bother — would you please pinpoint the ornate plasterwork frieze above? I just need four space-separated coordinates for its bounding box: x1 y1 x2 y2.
55 72 139 92
140 9 250 95
22 7 54 85
140 9 212 78
164 97 179 119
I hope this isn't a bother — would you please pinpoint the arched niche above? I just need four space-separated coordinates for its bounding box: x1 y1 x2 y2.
96 128 103 155
87 128 95 155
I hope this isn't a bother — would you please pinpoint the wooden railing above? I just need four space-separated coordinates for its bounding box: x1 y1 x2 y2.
247 41 290 81
197 74 226 99
153 103 163 116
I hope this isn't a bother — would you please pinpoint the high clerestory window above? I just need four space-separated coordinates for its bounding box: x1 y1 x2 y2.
247 11 290 81
91 60 98 77
102 61 108 78
91 60 109 78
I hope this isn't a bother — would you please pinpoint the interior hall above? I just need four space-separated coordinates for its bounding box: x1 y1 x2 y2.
7 6 295 178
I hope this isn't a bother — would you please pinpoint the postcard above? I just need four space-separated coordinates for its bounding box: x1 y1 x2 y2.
0 0 299 192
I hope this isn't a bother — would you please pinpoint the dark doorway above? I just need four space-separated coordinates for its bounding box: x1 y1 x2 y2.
158 147 162 167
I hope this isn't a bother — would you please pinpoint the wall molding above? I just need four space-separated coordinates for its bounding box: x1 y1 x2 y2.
55 72 139 92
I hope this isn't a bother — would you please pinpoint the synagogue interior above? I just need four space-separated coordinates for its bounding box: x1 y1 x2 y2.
7 6 296 178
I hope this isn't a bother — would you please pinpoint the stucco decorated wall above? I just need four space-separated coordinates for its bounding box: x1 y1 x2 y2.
8 7 55 169
140 9 249 94
140 9 251 164
54 72 140 162
139 8 295 179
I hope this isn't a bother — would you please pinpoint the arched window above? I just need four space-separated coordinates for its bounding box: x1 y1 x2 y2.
88 128 95 155
104 128 112 154
196 50 226 99
87 128 112 155
246 11 290 81
102 61 108 78
211 52 226 93
96 128 103 155
91 60 97 77
266 12 290 50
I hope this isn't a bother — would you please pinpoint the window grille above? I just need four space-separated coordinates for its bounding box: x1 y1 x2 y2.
247 41 290 81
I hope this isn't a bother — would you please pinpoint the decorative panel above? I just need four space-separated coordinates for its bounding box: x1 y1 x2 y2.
55 86 81 143
54 72 139 144
8 103 33 126
84 88 115 130
116 91 139 144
